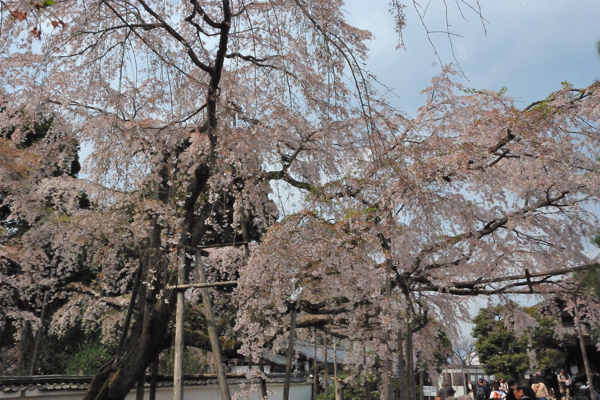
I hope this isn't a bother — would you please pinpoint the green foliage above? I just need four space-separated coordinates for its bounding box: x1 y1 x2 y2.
316 375 377 400
434 330 453 372
38 329 113 375
462 86 507 95
472 306 530 378
472 304 568 379
536 348 566 371
63 341 111 375
580 234 600 297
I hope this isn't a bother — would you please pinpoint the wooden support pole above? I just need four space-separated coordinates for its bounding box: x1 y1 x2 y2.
397 321 406 400
136 377 145 400
419 370 424 400
29 290 49 375
324 333 329 395
283 308 297 400
173 250 186 400
383 336 393 399
313 330 319 400
334 338 342 400
196 250 231 400
383 260 393 400
406 322 415 400
524 269 534 293
572 296 596 400
139 248 159 400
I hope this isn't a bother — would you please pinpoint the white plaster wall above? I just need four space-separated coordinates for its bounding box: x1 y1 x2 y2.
0 382 312 400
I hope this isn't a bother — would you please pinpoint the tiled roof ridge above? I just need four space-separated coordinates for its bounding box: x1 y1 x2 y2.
0 373 309 393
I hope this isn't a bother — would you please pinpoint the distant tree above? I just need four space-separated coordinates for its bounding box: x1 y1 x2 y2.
524 306 569 370
472 304 569 378
451 335 477 367
0 113 90 375
473 305 531 379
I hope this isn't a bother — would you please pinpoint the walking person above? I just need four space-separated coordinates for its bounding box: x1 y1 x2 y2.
559 369 571 400
477 378 491 400
533 380 551 400
547 370 561 400
490 382 507 400
467 379 474 400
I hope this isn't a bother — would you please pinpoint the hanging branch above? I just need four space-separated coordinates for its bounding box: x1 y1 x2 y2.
241 213 268 400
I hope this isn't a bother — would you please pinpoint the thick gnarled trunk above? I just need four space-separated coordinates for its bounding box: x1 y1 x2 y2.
85 217 176 400
84 298 174 400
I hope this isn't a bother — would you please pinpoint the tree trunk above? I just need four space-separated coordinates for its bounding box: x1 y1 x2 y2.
84 297 173 400
29 290 49 375
17 321 33 375
149 356 158 400
138 243 161 400
573 296 596 399
84 244 174 400
283 308 297 400
118 262 143 352
196 251 231 400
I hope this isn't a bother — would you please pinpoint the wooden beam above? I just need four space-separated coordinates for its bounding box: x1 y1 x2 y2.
166 281 238 291
524 269 534 293
419 263 599 293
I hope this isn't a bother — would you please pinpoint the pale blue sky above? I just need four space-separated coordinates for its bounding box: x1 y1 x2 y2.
344 0 600 115
342 1 600 327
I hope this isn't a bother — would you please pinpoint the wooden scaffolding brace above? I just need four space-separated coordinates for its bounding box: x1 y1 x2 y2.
166 216 276 400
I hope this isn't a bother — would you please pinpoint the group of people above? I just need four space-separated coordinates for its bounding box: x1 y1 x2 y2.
459 368 600 400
